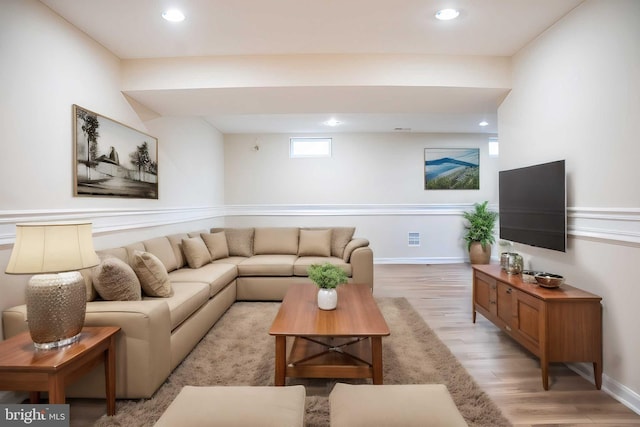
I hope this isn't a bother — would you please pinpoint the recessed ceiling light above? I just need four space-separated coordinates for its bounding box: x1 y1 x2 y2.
479 120 489 127
435 9 460 21
162 9 185 22
324 118 342 127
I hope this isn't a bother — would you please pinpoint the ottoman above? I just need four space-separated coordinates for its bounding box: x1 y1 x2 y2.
154 385 306 427
329 383 468 427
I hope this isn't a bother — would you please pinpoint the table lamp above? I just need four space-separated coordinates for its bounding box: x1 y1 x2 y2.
5 222 99 349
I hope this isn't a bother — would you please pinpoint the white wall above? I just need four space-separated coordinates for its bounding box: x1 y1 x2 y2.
0 0 225 337
498 0 640 407
224 132 499 261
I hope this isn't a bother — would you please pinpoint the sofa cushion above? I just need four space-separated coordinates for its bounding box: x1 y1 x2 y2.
237 255 297 276
212 256 247 266
201 232 230 260
92 257 142 301
298 229 331 257
331 227 355 258
132 251 173 297
329 383 468 427
146 282 210 330
214 228 254 257
254 227 299 255
182 237 212 269
168 263 238 298
96 247 128 263
79 268 97 302
167 233 189 269
143 237 178 272
124 242 146 265
294 257 352 277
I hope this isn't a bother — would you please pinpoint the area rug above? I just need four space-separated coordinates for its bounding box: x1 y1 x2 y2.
94 298 510 427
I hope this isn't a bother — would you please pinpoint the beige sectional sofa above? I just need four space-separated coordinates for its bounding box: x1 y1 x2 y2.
2 227 373 399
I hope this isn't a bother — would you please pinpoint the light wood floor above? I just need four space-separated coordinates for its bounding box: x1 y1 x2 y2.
373 263 640 427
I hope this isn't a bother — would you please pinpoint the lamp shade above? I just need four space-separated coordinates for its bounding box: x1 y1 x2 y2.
5 222 99 274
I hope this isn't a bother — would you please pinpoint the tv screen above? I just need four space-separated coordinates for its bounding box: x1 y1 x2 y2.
499 160 566 252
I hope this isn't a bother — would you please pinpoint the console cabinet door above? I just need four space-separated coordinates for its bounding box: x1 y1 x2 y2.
496 282 515 331
474 272 496 316
513 290 544 357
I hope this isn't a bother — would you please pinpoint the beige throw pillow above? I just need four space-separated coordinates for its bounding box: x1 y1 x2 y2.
331 227 355 258
182 237 212 268
92 257 142 301
222 228 254 257
298 229 332 257
132 251 173 297
201 232 230 260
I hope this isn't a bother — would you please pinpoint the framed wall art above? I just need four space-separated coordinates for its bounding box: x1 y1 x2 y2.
73 104 158 199
424 148 479 190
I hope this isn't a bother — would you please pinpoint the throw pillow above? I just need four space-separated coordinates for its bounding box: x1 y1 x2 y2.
182 237 212 268
132 251 173 297
331 227 355 258
298 229 332 257
221 228 254 257
92 257 142 301
201 232 230 260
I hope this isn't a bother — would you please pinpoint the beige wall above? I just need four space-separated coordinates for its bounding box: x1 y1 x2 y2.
224 132 499 260
0 1 226 337
499 0 640 404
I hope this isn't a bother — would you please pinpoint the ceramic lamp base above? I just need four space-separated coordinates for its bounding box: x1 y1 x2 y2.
26 272 86 349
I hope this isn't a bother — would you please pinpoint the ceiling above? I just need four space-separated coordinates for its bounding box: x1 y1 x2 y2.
40 0 584 134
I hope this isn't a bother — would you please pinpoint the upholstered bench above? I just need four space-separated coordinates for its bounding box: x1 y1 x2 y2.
329 383 468 427
153 385 306 427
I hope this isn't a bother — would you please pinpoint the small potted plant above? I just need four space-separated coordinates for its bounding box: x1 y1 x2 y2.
462 201 498 264
307 263 348 310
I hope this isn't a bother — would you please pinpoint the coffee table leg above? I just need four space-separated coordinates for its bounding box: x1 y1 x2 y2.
275 336 286 386
371 336 383 385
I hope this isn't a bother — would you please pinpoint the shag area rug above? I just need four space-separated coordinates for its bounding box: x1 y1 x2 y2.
95 298 510 427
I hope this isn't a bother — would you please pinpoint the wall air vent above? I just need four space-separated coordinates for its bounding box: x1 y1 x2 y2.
408 232 420 247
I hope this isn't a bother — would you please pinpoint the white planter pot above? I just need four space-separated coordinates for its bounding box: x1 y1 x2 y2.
317 288 338 310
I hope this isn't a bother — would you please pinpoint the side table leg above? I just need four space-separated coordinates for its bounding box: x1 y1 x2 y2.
48 375 65 404
274 336 286 386
105 335 117 416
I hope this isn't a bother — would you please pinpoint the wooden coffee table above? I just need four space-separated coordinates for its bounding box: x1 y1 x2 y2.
269 283 390 386
0 326 120 416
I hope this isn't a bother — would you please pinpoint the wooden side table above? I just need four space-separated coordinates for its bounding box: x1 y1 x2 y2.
0 326 120 416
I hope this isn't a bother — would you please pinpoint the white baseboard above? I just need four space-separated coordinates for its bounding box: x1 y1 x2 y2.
567 362 640 415
374 257 467 264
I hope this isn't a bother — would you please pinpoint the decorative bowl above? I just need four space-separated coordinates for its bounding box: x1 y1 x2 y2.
534 273 564 288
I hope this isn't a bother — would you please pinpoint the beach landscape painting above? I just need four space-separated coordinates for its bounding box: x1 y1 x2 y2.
74 105 158 199
424 148 479 190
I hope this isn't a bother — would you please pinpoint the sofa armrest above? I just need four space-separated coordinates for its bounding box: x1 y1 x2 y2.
349 246 374 290
343 238 370 262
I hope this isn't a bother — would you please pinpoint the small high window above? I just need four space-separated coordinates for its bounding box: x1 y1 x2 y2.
290 137 332 158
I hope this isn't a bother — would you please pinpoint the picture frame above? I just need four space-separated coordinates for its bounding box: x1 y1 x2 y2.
73 104 158 199
424 148 479 190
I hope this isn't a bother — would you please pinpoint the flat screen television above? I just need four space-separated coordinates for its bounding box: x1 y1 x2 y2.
499 160 566 252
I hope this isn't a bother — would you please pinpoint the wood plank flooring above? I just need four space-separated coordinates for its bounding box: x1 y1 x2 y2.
373 263 640 427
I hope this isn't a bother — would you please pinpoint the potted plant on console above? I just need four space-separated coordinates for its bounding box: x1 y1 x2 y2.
308 263 348 310
463 201 498 264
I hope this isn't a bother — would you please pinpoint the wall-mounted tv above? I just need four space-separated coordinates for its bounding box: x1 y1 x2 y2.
499 160 566 252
